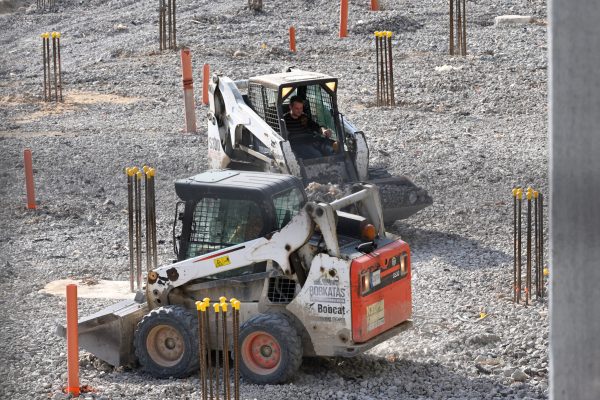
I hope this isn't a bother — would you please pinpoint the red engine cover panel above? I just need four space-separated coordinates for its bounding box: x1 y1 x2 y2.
351 240 412 343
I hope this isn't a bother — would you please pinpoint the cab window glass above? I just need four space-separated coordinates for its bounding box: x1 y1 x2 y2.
273 188 305 229
186 198 263 258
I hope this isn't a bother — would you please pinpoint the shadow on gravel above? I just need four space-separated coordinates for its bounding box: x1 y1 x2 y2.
391 223 511 270
302 355 544 399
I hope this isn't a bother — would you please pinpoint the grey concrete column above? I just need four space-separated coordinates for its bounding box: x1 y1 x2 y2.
550 1 600 399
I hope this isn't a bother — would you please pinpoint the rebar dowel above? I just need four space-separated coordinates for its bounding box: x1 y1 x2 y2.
57 35 63 102
231 300 240 400
456 0 462 55
135 171 143 290
42 34 48 101
167 0 172 49
526 188 532 306
539 193 544 298
45 35 51 100
151 170 158 270
144 167 151 273
52 33 58 102
127 169 135 292
375 33 380 106
512 189 517 303
203 298 213 400
159 1 163 51
197 302 207 400
532 191 540 300
205 309 213 400
172 0 176 48
517 189 522 303
462 0 467 56
383 33 389 106
387 33 395 106
222 303 230 400
214 303 221 400
449 0 454 55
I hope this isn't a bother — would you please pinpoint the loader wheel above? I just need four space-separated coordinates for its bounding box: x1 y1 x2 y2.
134 306 199 379
239 313 303 384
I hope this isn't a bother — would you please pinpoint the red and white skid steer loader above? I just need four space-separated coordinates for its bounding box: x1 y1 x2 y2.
59 170 412 384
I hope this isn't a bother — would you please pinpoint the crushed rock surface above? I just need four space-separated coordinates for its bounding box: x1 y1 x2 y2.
0 0 548 398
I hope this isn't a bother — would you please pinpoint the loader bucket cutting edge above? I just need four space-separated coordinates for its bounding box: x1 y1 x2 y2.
56 298 148 367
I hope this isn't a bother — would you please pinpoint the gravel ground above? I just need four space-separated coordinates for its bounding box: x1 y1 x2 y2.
0 0 549 398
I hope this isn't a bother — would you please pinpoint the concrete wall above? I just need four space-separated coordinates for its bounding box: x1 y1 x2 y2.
550 0 600 399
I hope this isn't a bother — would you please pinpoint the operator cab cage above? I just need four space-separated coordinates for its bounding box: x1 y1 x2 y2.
246 69 340 141
174 170 307 261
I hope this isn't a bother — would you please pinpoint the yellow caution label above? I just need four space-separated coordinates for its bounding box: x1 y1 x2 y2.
366 300 385 332
214 255 231 268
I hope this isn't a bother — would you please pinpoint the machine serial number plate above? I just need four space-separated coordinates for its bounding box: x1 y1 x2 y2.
214 256 231 268
366 300 385 331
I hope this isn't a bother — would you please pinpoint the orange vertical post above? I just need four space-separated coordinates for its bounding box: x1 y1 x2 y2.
24 149 36 209
289 26 296 52
371 0 379 11
202 63 210 106
180 47 197 133
339 0 348 38
66 284 80 396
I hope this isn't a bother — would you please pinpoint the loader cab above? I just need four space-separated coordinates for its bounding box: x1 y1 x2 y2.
173 170 306 261
247 70 360 184
248 71 341 147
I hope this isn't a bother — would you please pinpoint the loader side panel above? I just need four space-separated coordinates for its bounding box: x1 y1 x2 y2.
350 240 412 343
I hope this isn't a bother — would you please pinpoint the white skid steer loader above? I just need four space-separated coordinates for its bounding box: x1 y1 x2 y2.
58 170 412 384
207 67 432 224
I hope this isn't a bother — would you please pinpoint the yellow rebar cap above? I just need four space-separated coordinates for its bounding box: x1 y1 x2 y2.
527 187 533 200
148 168 156 178
517 189 523 200
132 166 139 174
213 303 220 313
41 33 49 38
126 167 134 176
229 298 238 304
136 171 143 180
533 190 539 198
221 302 228 312
512 188 518 197
386 31 393 38
143 166 149 174
203 297 211 304
232 300 241 310
219 296 227 304
196 301 207 311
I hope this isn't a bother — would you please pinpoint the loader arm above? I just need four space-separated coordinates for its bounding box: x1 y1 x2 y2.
146 210 314 308
209 76 289 172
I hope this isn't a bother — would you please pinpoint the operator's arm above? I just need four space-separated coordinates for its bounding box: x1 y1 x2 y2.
305 117 333 137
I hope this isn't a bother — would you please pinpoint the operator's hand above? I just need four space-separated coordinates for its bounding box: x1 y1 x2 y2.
322 128 333 138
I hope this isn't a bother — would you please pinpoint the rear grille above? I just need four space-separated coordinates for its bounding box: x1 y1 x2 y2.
267 277 297 303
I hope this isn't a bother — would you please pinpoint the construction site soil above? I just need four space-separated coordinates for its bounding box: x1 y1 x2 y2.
0 0 549 399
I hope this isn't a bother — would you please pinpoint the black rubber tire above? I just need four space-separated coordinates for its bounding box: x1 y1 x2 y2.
133 305 199 379
239 312 303 384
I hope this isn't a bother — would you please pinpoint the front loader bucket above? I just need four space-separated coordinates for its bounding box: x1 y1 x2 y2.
368 176 433 223
56 294 148 367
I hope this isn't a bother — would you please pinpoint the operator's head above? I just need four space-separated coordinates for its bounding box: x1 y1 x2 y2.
289 95 304 119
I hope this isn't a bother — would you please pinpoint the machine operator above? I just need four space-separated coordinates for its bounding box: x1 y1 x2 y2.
283 95 335 159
